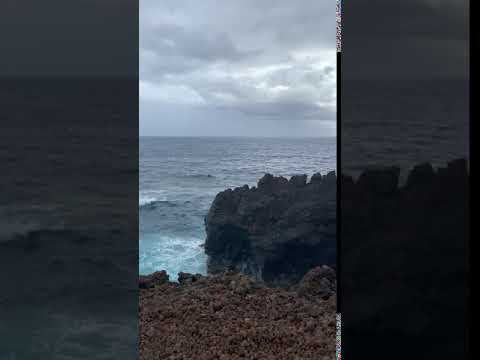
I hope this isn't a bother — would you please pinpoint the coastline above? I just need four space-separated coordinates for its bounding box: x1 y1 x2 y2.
140 268 336 360
139 159 468 358
139 171 338 359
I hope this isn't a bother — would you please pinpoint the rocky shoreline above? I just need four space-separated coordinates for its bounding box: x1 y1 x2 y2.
139 267 336 360
139 171 337 359
139 160 469 358
205 172 336 285
341 159 469 357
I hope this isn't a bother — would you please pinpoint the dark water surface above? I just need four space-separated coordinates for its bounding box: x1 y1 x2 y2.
0 78 138 359
342 79 469 178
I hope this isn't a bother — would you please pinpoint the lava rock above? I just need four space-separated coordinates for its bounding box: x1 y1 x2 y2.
140 271 336 360
139 271 169 289
178 272 203 285
205 172 336 285
297 266 337 300
342 159 469 358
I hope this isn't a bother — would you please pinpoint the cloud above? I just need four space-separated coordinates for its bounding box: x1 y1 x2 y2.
140 0 336 135
342 0 469 79
0 0 137 76
139 80 205 105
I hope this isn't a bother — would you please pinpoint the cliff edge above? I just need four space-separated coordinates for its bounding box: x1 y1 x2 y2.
204 172 336 285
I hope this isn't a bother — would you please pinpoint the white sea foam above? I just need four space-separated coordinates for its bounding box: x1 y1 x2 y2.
139 233 207 278
139 191 167 207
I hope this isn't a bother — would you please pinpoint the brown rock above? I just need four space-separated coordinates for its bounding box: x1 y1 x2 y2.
297 266 336 300
140 270 336 360
139 270 169 289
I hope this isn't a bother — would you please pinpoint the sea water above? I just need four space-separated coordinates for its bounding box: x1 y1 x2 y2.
139 136 336 277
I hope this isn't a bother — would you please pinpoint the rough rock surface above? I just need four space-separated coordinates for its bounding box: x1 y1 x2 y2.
139 268 336 360
297 265 337 300
205 172 336 284
341 159 469 358
139 270 170 289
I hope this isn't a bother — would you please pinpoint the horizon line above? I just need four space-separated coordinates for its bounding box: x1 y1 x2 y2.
139 135 336 139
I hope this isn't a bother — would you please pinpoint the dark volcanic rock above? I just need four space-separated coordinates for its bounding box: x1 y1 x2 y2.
205 172 336 284
178 272 203 285
140 270 336 360
297 265 337 300
356 166 400 194
342 159 469 358
139 270 169 289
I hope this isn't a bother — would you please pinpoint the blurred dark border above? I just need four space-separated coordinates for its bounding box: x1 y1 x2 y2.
341 0 470 359
0 1 139 358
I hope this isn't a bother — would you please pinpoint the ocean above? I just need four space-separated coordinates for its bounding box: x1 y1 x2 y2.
341 79 469 179
139 136 336 277
0 78 138 359
139 81 469 278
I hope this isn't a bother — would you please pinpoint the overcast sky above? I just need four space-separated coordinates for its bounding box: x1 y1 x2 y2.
343 0 469 80
0 0 137 77
140 0 337 137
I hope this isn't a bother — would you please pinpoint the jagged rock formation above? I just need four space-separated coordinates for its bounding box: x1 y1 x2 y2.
204 172 336 285
139 268 336 360
341 159 469 358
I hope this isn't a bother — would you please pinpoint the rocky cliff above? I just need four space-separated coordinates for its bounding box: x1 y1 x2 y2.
341 159 469 358
204 172 336 285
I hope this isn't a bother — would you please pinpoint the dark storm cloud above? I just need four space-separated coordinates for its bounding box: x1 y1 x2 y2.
346 0 468 39
0 0 137 77
343 0 469 79
140 0 336 135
